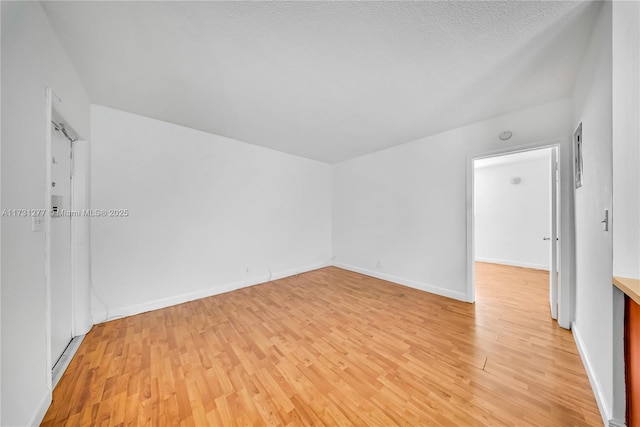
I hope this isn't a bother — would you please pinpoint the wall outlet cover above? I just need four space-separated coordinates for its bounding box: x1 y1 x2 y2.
32 217 44 232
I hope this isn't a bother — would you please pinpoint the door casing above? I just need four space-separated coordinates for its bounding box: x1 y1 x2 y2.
45 88 88 389
466 138 573 329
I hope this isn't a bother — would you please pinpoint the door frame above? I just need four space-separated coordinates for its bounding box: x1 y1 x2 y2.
549 147 559 319
44 88 83 389
466 137 574 329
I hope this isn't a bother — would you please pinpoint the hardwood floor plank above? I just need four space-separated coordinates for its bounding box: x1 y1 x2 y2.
43 264 601 426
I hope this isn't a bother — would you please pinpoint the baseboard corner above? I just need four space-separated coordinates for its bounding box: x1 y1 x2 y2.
572 322 612 427
608 418 626 427
28 391 52 427
334 262 467 302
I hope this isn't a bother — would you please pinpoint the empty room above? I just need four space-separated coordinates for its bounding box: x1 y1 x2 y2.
2 1 639 426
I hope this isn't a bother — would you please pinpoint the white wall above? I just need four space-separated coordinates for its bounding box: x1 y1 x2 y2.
333 99 572 302
90 106 332 321
612 1 640 280
569 2 614 425
475 152 551 271
1 2 90 425
0 2 3 421
611 1 640 422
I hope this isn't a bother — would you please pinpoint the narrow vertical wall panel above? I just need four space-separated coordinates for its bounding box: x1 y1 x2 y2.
612 3 640 422
571 2 613 423
612 0 640 280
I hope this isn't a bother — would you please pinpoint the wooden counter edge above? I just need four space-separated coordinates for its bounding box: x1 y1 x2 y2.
613 276 640 306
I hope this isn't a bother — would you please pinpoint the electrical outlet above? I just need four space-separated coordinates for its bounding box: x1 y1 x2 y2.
245 267 249 273
32 217 44 232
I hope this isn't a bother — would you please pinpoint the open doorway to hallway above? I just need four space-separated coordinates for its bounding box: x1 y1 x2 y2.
472 147 559 320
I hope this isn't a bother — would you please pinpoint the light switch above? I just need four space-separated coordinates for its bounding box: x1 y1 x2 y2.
32 217 44 232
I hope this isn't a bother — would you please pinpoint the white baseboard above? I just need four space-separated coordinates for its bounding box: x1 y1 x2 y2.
572 322 611 427
91 261 331 324
52 335 85 389
28 391 52 427
333 262 468 302
475 257 549 271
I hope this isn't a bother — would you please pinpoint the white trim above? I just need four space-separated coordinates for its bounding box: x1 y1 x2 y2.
70 141 76 337
44 88 54 392
71 141 92 336
46 90 89 391
52 335 85 389
0 0 3 417
469 139 563 163
0 1 3 419
92 261 331 323
549 147 559 319
474 257 549 271
334 262 469 302
27 392 51 427
572 322 611 427
466 154 475 303
556 137 575 329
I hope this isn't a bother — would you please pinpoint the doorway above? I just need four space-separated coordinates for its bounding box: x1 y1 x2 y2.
45 89 92 390
471 146 560 320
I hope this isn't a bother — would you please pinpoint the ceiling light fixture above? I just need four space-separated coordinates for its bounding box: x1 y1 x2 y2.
499 131 513 141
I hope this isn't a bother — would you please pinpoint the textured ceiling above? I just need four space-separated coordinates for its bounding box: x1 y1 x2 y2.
42 1 600 163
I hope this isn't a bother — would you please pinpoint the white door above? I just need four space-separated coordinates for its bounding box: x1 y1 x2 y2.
50 127 73 366
549 148 559 319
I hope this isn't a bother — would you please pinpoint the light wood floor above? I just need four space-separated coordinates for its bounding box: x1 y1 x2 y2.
43 263 600 426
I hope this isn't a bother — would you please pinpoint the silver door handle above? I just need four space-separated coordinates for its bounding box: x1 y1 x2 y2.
543 237 550 241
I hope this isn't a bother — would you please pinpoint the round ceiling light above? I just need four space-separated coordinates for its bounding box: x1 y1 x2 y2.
499 130 513 141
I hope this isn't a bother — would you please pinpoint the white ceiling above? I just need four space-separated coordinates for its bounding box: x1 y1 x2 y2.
42 1 600 164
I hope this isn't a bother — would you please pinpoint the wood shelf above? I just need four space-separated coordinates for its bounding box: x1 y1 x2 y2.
613 276 640 305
